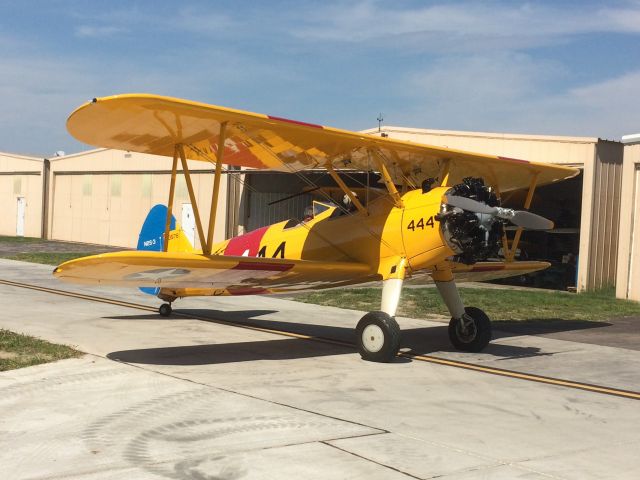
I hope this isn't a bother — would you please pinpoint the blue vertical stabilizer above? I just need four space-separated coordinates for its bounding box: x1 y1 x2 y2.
137 205 175 295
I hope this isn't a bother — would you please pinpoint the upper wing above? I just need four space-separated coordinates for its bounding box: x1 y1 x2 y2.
67 94 579 192
53 251 377 294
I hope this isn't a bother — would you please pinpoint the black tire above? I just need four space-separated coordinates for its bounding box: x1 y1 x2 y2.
448 306 492 352
159 303 172 317
356 311 401 363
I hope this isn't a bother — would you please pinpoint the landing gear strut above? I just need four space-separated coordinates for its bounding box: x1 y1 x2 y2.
158 303 172 317
435 276 492 352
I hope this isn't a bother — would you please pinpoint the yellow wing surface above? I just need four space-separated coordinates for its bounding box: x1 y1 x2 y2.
53 250 547 295
406 260 551 286
53 251 377 295
67 94 578 192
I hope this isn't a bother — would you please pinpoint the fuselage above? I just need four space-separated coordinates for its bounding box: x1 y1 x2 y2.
210 186 455 279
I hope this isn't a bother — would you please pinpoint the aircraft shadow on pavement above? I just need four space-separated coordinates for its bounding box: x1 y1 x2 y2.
107 337 352 365
492 319 611 339
102 308 610 365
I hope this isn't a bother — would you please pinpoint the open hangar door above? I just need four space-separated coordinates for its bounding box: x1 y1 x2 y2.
495 171 583 290
239 170 381 232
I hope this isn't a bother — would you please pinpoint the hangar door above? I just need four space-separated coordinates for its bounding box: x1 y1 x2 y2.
51 171 228 248
628 166 640 299
51 174 110 245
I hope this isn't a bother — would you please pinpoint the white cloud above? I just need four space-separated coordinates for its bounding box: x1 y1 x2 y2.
396 53 639 139
0 43 309 155
70 6 236 38
291 1 640 51
75 25 125 38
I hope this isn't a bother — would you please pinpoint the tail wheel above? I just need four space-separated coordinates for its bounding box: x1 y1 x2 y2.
448 306 492 352
158 303 172 317
356 311 401 363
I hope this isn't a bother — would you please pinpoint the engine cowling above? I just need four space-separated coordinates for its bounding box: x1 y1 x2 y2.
437 177 503 265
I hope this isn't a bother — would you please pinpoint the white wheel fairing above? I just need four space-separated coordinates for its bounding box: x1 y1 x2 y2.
361 324 385 353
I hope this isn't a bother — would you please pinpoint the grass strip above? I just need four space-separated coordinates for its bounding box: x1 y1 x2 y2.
0 329 82 371
294 286 640 322
1 252 98 266
0 235 43 243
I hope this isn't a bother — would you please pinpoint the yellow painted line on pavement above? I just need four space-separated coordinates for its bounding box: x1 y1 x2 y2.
1 278 639 401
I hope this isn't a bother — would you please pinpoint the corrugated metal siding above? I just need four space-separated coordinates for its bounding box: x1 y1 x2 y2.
587 141 624 289
616 143 640 301
629 166 640 299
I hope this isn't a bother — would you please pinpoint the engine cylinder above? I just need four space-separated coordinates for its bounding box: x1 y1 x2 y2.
437 177 503 264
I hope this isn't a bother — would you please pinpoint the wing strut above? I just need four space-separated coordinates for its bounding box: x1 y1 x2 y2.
504 171 540 261
369 149 404 209
439 159 451 186
163 147 179 252
325 162 368 215
205 122 227 254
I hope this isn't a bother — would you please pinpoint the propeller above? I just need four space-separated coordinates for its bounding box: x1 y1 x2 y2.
445 195 554 230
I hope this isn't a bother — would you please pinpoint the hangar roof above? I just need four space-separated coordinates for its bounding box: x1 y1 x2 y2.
361 126 599 144
360 126 610 167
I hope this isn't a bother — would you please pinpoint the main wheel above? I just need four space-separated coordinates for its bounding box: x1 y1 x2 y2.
448 306 491 352
158 303 172 317
356 311 401 363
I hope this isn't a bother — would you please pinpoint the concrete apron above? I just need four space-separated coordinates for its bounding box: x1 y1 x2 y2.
1 259 639 479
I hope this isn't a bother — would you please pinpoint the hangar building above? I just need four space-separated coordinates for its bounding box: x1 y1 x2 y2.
616 134 640 302
357 127 623 293
0 125 627 294
0 152 45 238
0 149 232 250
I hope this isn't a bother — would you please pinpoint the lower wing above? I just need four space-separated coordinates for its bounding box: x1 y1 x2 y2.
406 260 550 285
53 251 377 295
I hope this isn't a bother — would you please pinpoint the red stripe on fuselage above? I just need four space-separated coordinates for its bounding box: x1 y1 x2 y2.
224 226 269 257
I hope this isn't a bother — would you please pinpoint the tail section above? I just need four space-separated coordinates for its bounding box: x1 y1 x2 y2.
137 204 175 252
137 204 194 295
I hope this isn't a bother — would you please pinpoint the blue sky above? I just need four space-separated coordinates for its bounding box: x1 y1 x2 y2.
1 0 639 156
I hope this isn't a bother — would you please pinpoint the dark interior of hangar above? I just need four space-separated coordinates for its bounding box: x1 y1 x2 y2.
240 171 383 232
240 171 584 291
497 172 583 290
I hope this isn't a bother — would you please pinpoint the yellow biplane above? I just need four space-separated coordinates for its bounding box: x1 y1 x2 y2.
54 94 579 362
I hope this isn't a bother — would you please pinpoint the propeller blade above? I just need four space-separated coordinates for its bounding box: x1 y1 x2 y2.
446 194 554 230
510 211 554 230
445 195 496 214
